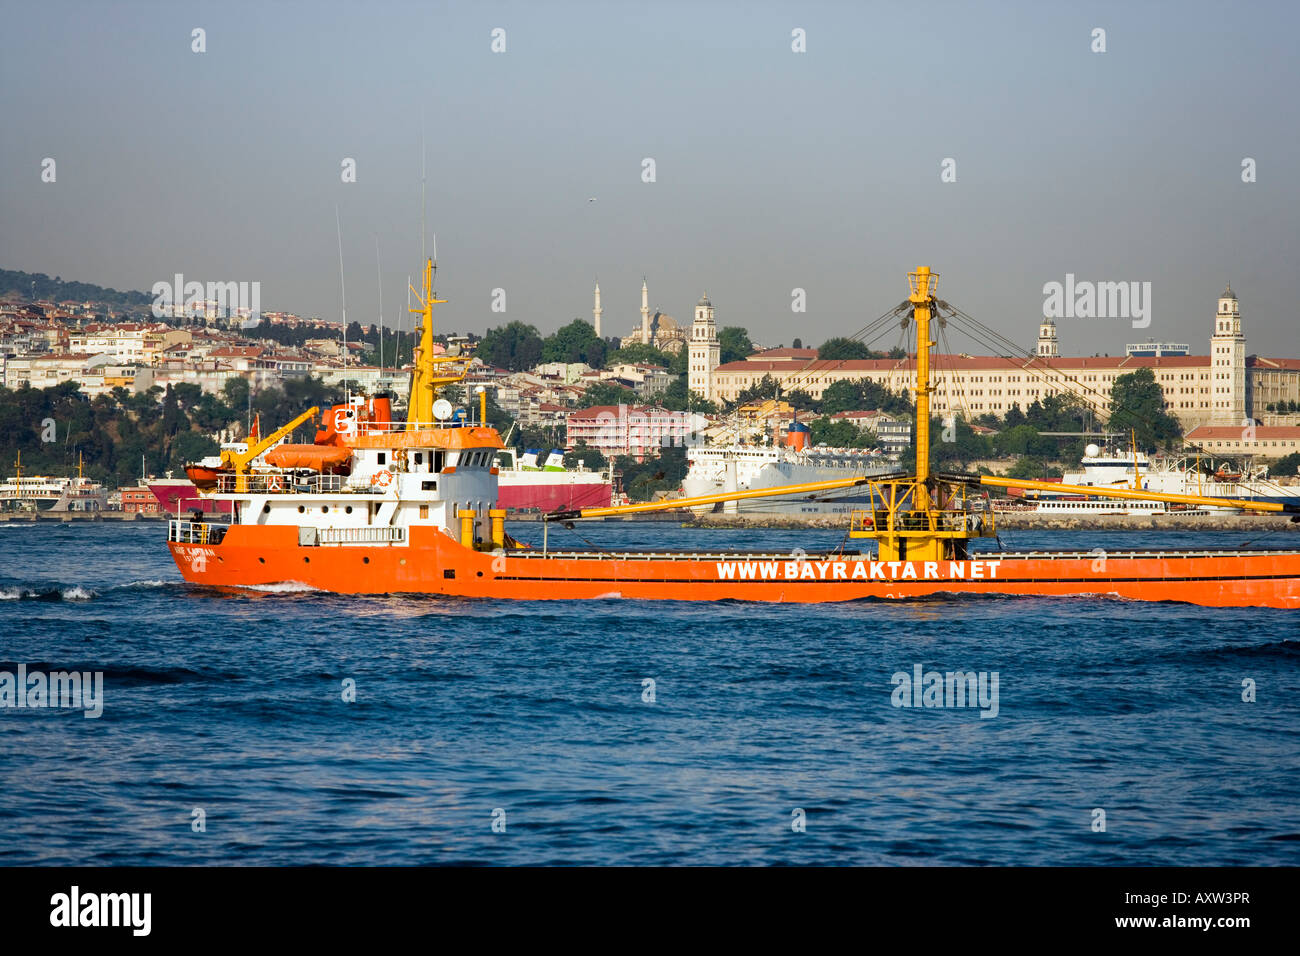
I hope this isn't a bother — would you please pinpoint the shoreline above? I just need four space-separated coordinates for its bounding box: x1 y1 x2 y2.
2 510 1296 533
683 511 1300 532
0 512 167 522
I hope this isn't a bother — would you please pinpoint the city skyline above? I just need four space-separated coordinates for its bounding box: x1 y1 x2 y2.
3 1 1297 356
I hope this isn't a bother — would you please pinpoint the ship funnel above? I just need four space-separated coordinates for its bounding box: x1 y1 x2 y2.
786 422 811 451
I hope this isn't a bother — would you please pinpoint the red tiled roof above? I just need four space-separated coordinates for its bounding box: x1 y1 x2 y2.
1249 356 1300 371
715 354 1213 374
569 404 647 417
1186 426 1300 439
748 347 818 360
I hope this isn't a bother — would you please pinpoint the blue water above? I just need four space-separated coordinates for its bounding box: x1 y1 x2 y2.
1 520 1297 866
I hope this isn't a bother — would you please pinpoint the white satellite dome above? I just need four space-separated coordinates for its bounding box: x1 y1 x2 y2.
1084 443 1101 457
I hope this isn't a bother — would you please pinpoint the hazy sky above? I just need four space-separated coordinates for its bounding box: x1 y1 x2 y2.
3 0 1298 356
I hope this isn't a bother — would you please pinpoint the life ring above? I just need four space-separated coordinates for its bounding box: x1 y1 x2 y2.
859 515 875 530
332 407 351 431
266 474 283 492
370 469 394 489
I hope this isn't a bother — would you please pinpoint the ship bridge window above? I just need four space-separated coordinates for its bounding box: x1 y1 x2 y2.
378 452 387 465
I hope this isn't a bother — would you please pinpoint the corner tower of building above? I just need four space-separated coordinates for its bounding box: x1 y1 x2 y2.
1210 283 1247 425
688 293 720 401
1036 317 1059 358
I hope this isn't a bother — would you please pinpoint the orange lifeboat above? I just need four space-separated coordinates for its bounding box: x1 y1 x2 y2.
264 444 353 473
184 464 222 490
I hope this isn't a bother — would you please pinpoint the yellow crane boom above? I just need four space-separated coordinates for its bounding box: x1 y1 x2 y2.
222 406 320 475
545 474 905 522
942 472 1300 515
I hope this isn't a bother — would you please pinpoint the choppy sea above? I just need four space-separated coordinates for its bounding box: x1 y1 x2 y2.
1 520 1297 865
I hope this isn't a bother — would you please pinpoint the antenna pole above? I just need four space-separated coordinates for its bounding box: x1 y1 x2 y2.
420 130 427 265
336 205 348 399
376 235 384 381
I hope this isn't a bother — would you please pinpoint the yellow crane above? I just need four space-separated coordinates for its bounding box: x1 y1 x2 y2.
221 406 319 492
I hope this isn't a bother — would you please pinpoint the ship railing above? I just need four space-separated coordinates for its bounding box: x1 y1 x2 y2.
357 419 475 435
216 473 346 494
168 519 229 545
849 507 995 537
312 526 407 546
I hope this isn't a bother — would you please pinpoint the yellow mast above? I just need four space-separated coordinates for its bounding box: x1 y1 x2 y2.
910 266 936 512
405 257 469 429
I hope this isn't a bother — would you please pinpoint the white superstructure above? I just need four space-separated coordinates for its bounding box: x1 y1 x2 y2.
683 431 894 516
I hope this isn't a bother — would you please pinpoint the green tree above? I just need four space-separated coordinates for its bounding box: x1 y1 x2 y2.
658 376 718 414
809 416 876 449
615 446 688 501
479 321 544 371
167 430 219 472
161 385 186 438
818 337 878 361
732 374 783 406
604 343 672 368
1270 452 1300 476
542 319 606 366
563 441 609 472
579 381 638 408
898 416 991 471
1006 457 1063 480
717 326 754 364
1109 368 1182 448
815 378 913 417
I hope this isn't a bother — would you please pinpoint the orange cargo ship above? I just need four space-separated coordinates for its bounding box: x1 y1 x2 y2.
168 264 1300 609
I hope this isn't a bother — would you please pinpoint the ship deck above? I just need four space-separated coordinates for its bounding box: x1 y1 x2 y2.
507 547 1300 561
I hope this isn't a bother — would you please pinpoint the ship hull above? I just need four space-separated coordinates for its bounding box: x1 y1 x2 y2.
169 524 1300 609
683 455 895 516
495 479 612 512
149 481 233 515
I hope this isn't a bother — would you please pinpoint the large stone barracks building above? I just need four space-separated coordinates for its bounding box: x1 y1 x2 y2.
708 286 1300 457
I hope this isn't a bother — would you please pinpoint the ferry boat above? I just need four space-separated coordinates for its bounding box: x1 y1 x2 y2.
0 474 68 510
1031 442 1300 512
48 458 108 513
167 264 1300 608
1 453 107 512
1031 498 1203 516
682 425 895 516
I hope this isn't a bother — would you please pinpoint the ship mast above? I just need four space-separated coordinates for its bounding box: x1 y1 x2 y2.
910 266 936 512
405 257 467 429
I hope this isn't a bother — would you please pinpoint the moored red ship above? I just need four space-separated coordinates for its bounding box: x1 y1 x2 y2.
494 447 613 512
167 264 1300 608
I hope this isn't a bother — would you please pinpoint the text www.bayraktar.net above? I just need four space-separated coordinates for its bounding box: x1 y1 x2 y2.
1114 915 1250 930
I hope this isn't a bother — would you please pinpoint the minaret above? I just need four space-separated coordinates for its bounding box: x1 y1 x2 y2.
1036 317 1059 358
640 278 650 345
592 280 602 338
688 292 720 401
1210 283 1247 426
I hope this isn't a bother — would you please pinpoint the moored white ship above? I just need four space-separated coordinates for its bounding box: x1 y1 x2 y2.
1030 443 1300 512
682 423 896 515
